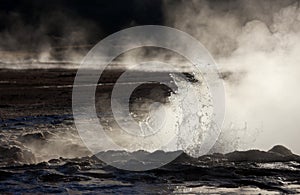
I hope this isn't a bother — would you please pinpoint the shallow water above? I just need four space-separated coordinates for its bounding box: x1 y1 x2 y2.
0 115 300 194
1 68 300 194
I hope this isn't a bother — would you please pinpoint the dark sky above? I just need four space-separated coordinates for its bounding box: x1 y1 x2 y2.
0 0 164 32
0 0 164 52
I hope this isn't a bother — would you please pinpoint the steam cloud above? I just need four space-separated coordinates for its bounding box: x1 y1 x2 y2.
0 0 163 67
164 0 300 153
0 9 100 66
1 0 300 154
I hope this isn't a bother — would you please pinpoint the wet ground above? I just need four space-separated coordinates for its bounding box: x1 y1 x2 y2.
1 116 300 194
1 69 300 194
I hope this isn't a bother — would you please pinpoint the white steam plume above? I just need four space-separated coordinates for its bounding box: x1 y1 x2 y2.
164 0 300 154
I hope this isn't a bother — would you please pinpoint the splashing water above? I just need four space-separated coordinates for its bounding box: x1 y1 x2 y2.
108 68 215 157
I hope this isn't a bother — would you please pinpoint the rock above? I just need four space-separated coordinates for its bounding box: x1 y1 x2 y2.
268 145 293 156
0 145 36 165
225 150 284 162
172 151 198 164
17 132 46 144
225 146 300 163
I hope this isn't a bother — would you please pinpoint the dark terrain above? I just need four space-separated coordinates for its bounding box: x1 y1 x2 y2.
1 68 300 194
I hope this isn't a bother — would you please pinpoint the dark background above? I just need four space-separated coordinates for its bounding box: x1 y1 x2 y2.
0 0 164 53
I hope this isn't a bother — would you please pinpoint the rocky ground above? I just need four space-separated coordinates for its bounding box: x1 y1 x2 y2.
1 68 300 194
